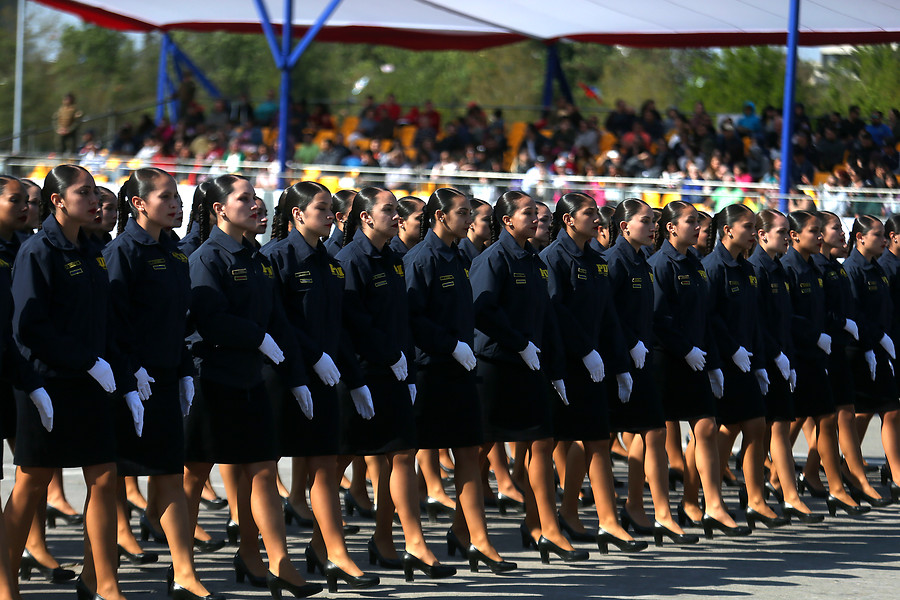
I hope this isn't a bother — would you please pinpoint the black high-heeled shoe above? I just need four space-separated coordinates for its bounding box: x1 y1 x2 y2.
652 522 700 547
323 561 379 592
847 484 893 507
496 493 524 515
343 491 375 519
797 473 828 499
265 571 323 599
890 481 900 503
738 486 748 510
780 502 825 524
558 513 596 542
199 497 228 511
467 545 517 573
46 505 83 528
366 537 402 570
668 468 684 491
400 552 457 582
595 529 648 554
226 519 240 545
536 536 590 564
701 514 752 539
519 521 537 550
125 499 145 520
826 495 871 517
744 506 790 531
171 582 226 600
19 549 76 582
881 463 892 485
76 575 103 600
233 552 267 588
140 513 167 543
722 470 741 487
446 528 469 559
282 498 314 528
619 507 653 536
578 485 595 507
117 544 159 565
764 482 784 503
304 545 324 575
422 497 455 522
342 523 360 536
676 503 701 528
194 536 226 553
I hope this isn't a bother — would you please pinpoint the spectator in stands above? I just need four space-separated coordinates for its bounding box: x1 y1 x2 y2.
573 117 599 155
632 152 662 179
840 105 866 141
815 125 847 172
689 100 713 132
762 105 781 148
134 136 161 162
736 101 762 139
224 138 245 173
881 138 899 172
518 124 550 162
511 149 533 174
207 99 230 131
717 121 744 165
53 93 83 154
430 150 459 181
550 117 576 152
639 100 664 142
350 107 378 143
412 114 437 152
255 89 278 125
819 172 850 216
711 172 743 212
357 95 376 118
662 106 682 134
792 102 811 134
175 72 196 112
889 108 900 141
605 99 634 138
230 92 254 126
733 161 752 190
522 155 552 201
437 121 467 155
866 110 893 147
745 136 770 181
850 129 880 169
378 93 402 125
188 123 213 157
315 137 345 166
681 161 706 205
789 145 815 187
692 122 717 166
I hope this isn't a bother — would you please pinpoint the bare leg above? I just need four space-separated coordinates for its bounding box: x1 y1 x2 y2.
558 442 587 531
643 429 682 532
681 430 703 522
24 486 60 569
486 443 522 502
83 463 124 600
742 418 776 517
692 418 736 525
246 461 306 585
4 466 53 591
881 410 900 486
308 455 363 576
368 456 396 559
124 477 147 512
389 451 441 564
219 463 242 525
347 457 373 511
115 477 144 555
665 421 686 477
624 433 650 527
46 468 78 516
154 473 210 597
287 458 313 519
452 446 502 561
586 440 631 539
523 439 572 549
183 463 213 534
0 501 17 600
837 406 882 497
416 449 454 508
770 422 812 512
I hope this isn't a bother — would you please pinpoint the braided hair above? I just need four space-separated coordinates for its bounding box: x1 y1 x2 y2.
116 167 172 234
198 174 250 243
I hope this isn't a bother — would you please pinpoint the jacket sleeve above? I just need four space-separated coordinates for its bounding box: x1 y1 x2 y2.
103 244 140 393
405 254 458 356
189 253 266 350
339 259 402 367
267 286 307 389
470 252 528 353
13 248 97 372
540 296 566 382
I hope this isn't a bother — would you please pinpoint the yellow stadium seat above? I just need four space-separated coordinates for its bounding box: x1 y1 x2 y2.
813 170 831 186
318 176 340 194
341 116 359 139
599 131 617 154
313 130 336 145
642 191 662 208
398 125 417 149
661 193 681 206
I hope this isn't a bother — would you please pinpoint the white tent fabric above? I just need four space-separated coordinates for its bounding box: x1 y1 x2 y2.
34 0 900 48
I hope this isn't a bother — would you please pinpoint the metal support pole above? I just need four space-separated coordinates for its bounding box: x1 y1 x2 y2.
277 0 293 183
12 0 26 153
287 0 344 68
778 0 801 212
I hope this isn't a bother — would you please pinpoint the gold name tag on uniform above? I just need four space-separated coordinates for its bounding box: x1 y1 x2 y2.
632 277 641 289
148 258 166 271
295 270 312 284
65 260 83 276
513 272 526 285
231 268 248 282
799 282 811 294
440 274 455 288
373 272 386 288
678 274 691 286
577 267 587 281
868 280 879 291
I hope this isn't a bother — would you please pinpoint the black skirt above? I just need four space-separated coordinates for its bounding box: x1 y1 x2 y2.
607 353 665 434
476 358 553 443
829 343 855 408
717 363 766 425
279 374 341 457
414 362 484 449
184 378 277 464
339 368 416 456
116 368 185 476
763 363 794 423
0 382 16 440
653 352 716 422
792 357 835 418
849 347 900 414
554 359 610 441
14 376 116 468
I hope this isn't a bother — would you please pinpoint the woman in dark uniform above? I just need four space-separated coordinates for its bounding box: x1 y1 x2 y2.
648 200 749 538
804 212 885 504
702 204 784 530
470 190 588 563
323 189 356 259
459 198 491 264
265 181 378 593
6 164 127 600
105 167 222 598
389 196 424 257
605 198 697 547
336 187 455 582
178 182 215 258
541 192 648 553
846 215 900 504
183 173 322 599
405 187 515 573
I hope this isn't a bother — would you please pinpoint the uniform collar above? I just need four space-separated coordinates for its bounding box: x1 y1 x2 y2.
881 249 900 265
783 246 815 270
287 228 322 261
498 228 533 259
713 241 739 267
40 215 91 252
660 239 689 262
845 247 869 267
751 244 781 271
353 228 394 258
422 229 458 261
124 218 161 246
0 232 20 256
613 234 644 265
209 226 253 256
326 225 344 245
556 229 584 258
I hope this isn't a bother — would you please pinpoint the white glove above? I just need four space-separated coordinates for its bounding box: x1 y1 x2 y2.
880 334 896 360
134 367 155 402
350 386 374 419
708 369 724 399
28 388 53 432
684 347 707 372
408 383 417 406
390 352 408 381
731 346 753 373
629 341 648 369
789 369 797 393
844 318 860 341
773 352 791 380
616 372 633 403
518 341 541 371
865 350 877 381
292 386 313 420
755 369 770 395
313 352 341 386
258 333 284 364
890 361 895 376
179 376 194 416
88 358 117 393
451 341 477 371
816 334 832 356
551 379 568 405
124 391 144 437
582 350 605 382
